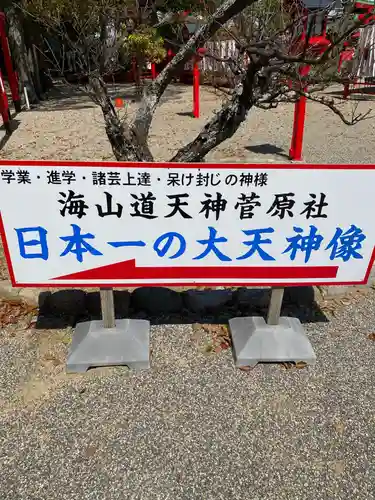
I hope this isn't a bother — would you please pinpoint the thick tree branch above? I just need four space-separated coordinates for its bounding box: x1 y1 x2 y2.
170 60 261 162
131 0 259 140
153 12 176 29
88 75 154 161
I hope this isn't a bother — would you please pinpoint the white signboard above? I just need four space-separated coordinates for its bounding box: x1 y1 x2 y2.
0 161 374 288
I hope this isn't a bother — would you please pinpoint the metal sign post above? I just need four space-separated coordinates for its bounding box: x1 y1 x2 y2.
100 287 116 328
66 287 150 373
229 286 316 368
266 287 284 326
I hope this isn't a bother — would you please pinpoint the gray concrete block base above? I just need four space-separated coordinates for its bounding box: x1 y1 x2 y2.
66 319 150 373
229 316 316 368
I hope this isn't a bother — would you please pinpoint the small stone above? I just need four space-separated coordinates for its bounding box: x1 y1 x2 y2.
84 445 98 457
238 365 255 372
131 287 182 314
318 285 352 299
44 354 62 366
18 288 39 306
0 280 20 300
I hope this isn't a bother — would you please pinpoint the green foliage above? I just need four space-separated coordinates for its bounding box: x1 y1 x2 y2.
23 0 166 67
120 27 166 63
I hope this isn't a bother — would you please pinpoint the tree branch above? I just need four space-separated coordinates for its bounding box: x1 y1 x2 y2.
88 74 154 161
170 60 261 162
131 0 259 140
244 11 374 67
301 90 373 125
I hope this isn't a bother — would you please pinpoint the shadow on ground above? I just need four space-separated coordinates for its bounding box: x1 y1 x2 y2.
176 111 195 117
245 143 289 158
0 119 21 151
34 286 328 329
326 87 375 102
32 82 186 112
108 83 186 104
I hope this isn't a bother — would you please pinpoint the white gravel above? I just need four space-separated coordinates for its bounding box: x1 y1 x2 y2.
0 288 375 499
1 82 374 164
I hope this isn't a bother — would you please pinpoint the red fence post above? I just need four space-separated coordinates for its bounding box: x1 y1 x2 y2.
289 64 310 161
289 98 299 160
0 13 21 113
0 70 12 135
289 93 306 161
151 63 157 80
193 48 207 118
193 60 200 118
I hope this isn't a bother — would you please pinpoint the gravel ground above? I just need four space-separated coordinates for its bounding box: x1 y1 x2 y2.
1 82 375 164
0 288 375 499
1 83 375 499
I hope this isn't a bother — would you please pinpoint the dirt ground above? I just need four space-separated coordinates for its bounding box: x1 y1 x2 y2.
1 82 375 165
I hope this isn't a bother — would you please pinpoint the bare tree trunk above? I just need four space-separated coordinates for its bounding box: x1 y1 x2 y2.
171 62 260 162
88 75 153 162
99 16 117 74
31 44 43 98
27 46 43 98
93 17 152 161
5 5 39 104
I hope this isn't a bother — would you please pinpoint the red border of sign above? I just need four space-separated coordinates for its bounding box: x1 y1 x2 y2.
1 160 375 288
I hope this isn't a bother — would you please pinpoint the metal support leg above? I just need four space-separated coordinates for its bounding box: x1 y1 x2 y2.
100 287 115 328
229 287 316 368
266 287 284 325
66 287 150 373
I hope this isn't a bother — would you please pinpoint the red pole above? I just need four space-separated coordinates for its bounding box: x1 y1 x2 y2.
151 62 157 80
193 60 200 118
289 62 311 161
289 98 299 159
0 13 21 113
289 93 306 161
0 70 12 135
